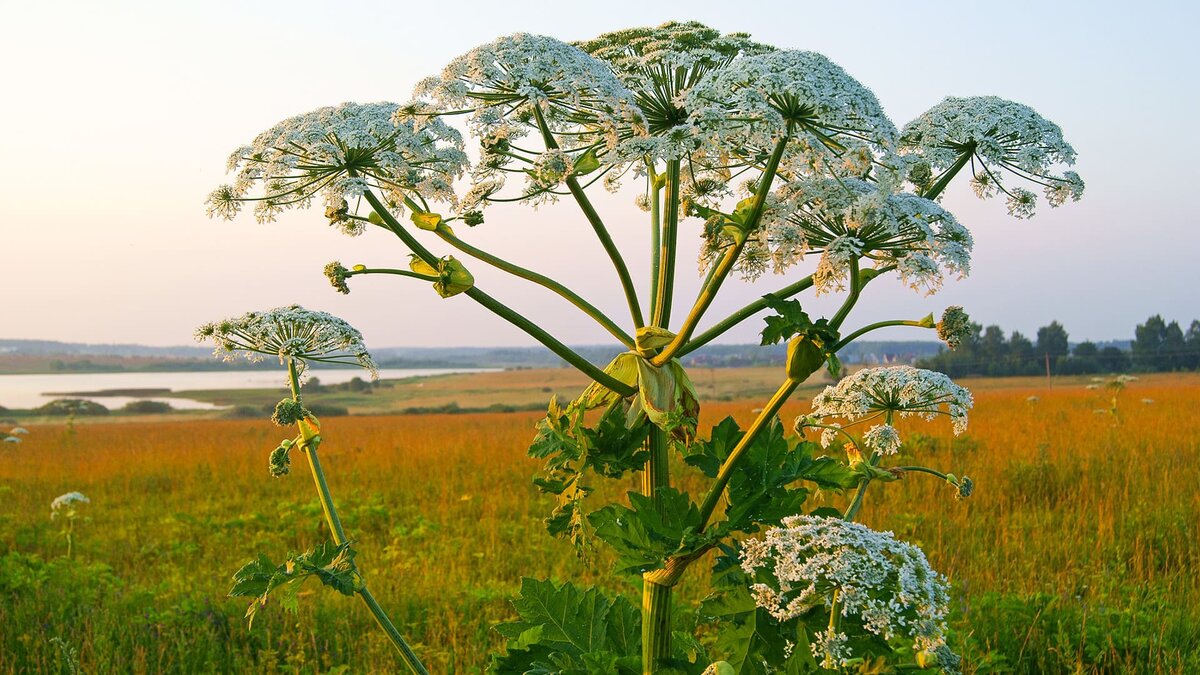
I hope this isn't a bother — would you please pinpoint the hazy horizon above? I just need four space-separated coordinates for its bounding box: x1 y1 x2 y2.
3 0 1197 348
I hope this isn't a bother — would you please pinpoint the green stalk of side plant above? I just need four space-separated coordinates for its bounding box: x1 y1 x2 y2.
286 359 430 675
358 188 636 398
832 317 934 352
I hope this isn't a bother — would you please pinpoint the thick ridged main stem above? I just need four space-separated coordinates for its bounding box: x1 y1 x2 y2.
287 360 430 675
640 425 672 672
641 579 673 674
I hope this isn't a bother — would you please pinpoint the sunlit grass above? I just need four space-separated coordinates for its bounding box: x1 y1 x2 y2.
0 373 1197 673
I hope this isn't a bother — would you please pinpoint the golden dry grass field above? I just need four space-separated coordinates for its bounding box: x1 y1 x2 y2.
0 370 1197 673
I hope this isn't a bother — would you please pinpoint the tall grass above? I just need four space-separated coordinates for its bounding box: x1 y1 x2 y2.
0 374 1197 673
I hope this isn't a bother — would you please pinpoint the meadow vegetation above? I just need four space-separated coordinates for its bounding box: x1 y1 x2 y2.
0 371 1197 673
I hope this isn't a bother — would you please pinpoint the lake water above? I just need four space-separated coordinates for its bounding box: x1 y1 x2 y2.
0 368 493 411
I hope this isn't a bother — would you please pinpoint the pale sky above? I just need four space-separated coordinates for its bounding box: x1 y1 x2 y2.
1 0 1197 349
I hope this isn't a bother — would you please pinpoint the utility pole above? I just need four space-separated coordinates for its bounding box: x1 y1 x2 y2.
1045 352 1052 389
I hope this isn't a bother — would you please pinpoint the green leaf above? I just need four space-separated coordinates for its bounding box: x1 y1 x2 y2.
701 566 815 675
571 149 601 176
588 488 709 575
579 403 650 478
684 417 745 478
759 295 812 346
491 579 641 674
228 541 362 629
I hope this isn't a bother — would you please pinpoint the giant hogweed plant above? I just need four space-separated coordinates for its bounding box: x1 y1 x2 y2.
204 22 1083 674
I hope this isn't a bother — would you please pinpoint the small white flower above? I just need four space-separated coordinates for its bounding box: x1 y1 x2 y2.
211 102 467 226
9 427 29 435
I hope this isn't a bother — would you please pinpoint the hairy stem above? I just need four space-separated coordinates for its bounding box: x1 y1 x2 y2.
287 359 430 675
639 426 672 673
641 579 673 674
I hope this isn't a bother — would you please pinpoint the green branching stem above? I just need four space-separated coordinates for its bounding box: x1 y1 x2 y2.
648 169 663 321
829 257 863 331
531 106 644 329
841 411 894 522
349 267 440 283
286 359 430 675
432 227 635 349
652 160 681 328
697 376 802 531
677 275 816 357
832 319 934 352
893 465 952 481
359 189 636 398
653 136 790 366
921 147 974 202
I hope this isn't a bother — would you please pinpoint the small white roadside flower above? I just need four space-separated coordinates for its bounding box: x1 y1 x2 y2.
195 305 378 379
10 427 29 435
51 492 90 519
3 436 20 444
810 366 973 435
741 515 954 669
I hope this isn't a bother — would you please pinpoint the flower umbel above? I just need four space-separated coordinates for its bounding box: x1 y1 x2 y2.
810 366 973 435
740 515 954 668
51 491 90 518
207 102 467 225
195 305 378 379
936 306 972 350
900 96 1084 216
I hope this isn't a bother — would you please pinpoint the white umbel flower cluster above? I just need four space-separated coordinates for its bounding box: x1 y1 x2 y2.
900 96 1084 217
769 178 973 292
810 366 973 436
206 102 467 225
415 33 645 202
687 50 897 168
740 515 953 669
51 491 90 518
195 305 378 379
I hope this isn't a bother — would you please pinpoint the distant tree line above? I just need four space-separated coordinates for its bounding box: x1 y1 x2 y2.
917 315 1200 377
